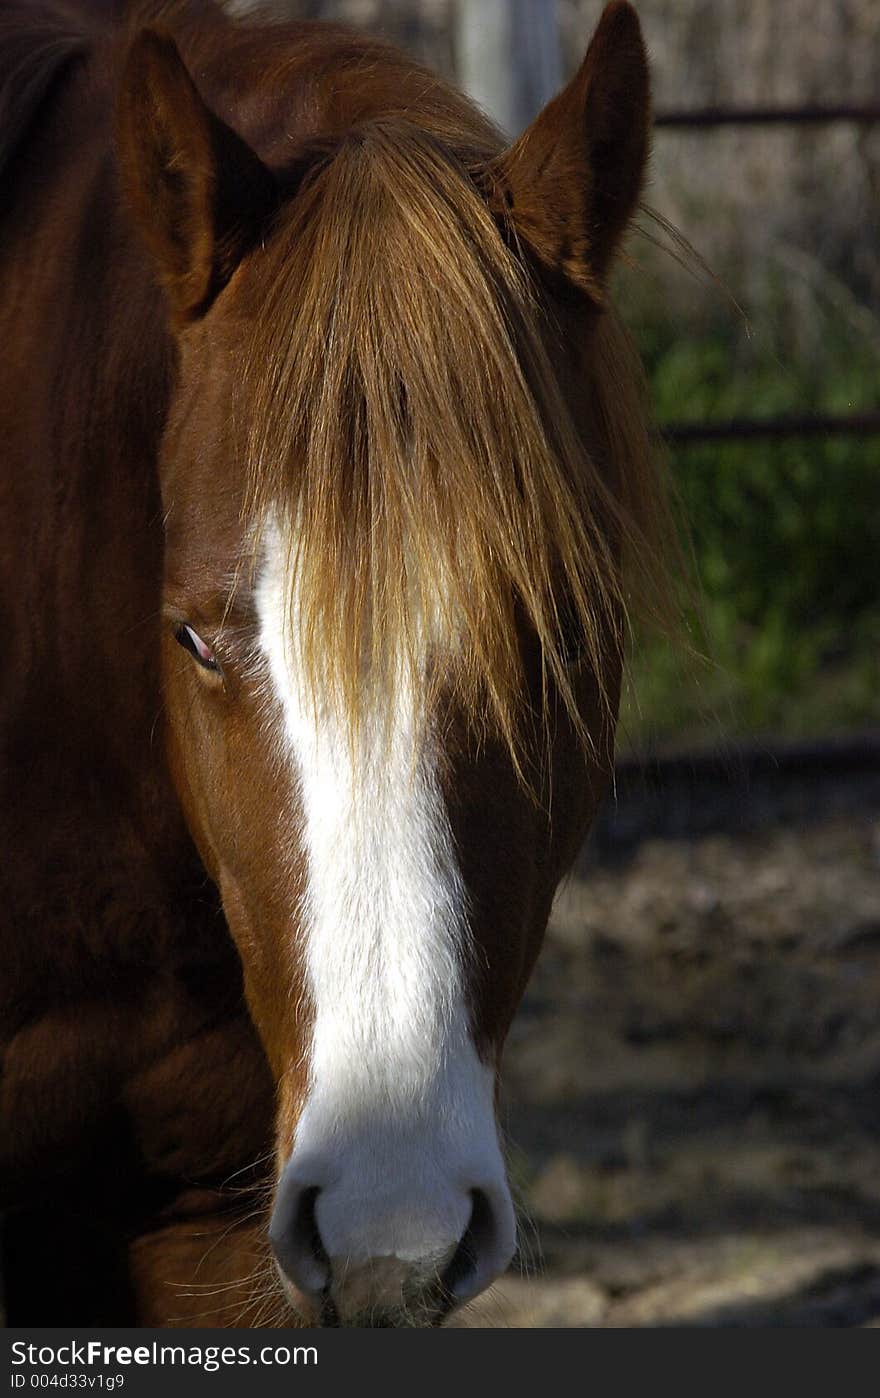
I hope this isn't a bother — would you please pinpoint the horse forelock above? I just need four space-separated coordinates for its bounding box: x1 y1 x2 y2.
238 117 672 772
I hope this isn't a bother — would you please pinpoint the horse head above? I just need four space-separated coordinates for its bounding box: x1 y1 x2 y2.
116 1 656 1326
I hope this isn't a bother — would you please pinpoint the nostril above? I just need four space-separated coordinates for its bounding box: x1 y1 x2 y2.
269 1183 330 1300
294 1185 329 1272
441 1188 502 1302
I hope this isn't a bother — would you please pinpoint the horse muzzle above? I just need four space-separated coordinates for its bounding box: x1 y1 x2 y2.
268 1120 516 1326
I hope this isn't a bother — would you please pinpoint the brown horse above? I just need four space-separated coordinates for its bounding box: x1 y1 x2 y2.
0 0 670 1326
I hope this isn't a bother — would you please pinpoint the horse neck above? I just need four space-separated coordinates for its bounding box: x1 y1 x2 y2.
0 44 177 833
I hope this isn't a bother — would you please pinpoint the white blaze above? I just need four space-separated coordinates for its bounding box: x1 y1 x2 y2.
256 516 511 1268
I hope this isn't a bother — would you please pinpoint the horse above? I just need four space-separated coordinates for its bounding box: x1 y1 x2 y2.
0 0 671 1327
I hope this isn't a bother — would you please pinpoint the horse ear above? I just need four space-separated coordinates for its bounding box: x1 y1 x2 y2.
490 0 650 299
116 29 277 327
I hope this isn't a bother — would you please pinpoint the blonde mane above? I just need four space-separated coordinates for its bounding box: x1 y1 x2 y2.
243 117 674 764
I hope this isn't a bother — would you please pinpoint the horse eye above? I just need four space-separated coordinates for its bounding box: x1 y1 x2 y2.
174 623 219 672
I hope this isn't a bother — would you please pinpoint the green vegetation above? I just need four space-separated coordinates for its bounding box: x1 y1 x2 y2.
616 272 880 750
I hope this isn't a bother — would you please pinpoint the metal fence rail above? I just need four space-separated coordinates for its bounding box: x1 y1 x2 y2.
591 733 880 855
651 101 879 447
655 104 880 128
662 413 880 445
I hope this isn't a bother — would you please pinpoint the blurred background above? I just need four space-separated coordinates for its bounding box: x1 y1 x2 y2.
237 0 880 1325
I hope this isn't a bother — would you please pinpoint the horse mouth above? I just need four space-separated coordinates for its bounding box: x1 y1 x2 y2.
315 1286 456 1329
277 1255 461 1329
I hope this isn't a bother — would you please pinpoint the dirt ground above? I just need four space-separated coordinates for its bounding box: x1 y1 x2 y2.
454 785 880 1327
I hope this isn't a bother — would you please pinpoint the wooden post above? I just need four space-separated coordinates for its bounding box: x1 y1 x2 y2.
454 0 562 137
